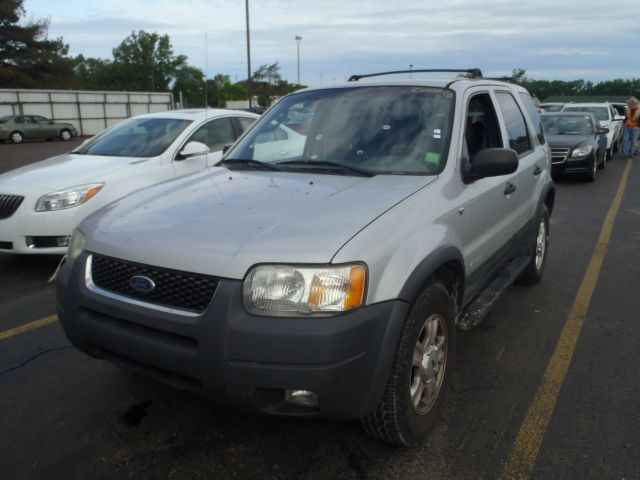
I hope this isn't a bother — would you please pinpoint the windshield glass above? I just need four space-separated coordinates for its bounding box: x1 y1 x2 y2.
542 115 594 135
227 86 455 175
562 106 608 122
541 104 563 112
73 117 192 157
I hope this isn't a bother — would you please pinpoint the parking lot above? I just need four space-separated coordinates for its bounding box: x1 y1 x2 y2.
1 139 639 480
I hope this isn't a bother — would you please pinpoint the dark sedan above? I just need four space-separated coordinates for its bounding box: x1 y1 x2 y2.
541 112 608 182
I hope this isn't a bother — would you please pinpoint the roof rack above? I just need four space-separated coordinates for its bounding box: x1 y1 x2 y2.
347 68 483 82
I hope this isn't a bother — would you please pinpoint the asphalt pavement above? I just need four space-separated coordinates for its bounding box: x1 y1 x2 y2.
0 140 638 480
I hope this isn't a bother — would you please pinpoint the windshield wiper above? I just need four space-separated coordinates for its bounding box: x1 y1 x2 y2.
218 158 281 171
276 159 374 177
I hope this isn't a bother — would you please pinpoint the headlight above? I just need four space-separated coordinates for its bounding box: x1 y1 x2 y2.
572 145 593 157
243 264 367 316
35 183 104 211
67 229 85 264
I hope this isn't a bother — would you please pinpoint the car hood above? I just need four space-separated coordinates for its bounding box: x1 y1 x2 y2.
547 135 592 149
82 168 436 279
0 153 154 191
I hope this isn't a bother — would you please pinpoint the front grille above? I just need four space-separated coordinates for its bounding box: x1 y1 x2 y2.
90 254 218 313
0 194 24 220
551 148 570 164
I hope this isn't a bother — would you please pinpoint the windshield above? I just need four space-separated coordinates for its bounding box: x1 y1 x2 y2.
73 117 192 157
226 86 455 175
562 106 608 122
541 104 563 112
542 115 594 135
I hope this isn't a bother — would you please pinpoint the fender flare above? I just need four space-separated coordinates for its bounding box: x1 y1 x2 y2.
397 245 465 306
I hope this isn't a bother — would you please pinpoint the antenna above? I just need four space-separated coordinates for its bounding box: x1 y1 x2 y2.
204 32 208 111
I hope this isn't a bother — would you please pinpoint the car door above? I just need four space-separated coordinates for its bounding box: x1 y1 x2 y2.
457 89 520 290
14 116 37 139
32 116 58 139
496 90 548 229
173 116 237 177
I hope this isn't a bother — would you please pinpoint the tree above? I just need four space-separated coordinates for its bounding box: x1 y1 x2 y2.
250 62 300 107
0 0 77 88
112 30 187 91
172 65 206 107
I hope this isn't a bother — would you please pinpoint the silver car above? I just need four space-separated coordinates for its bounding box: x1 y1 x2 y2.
57 69 555 446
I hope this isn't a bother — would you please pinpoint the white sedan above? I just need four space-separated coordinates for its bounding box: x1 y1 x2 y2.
0 109 258 254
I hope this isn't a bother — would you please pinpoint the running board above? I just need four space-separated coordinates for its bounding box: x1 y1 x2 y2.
456 256 530 330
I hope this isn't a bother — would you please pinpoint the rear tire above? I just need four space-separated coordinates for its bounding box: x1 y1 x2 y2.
10 131 23 144
60 129 72 141
360 283 455 446
516 204 549 285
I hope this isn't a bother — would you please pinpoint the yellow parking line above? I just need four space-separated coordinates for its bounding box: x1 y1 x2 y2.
501 157 634 479
0 314 58 341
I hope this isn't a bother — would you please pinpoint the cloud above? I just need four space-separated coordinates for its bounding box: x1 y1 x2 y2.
24 0 637 85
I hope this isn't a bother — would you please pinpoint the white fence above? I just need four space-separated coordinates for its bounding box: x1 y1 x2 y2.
0 89 175 136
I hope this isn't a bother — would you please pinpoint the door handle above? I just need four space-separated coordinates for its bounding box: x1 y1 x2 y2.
533 166 542 176
504 182 516 195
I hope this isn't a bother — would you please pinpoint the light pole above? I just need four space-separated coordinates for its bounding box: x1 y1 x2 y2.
409 64 413 79
245 0 252 109
295 35 302 86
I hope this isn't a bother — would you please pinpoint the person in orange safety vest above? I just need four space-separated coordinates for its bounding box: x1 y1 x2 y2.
622 96 640 158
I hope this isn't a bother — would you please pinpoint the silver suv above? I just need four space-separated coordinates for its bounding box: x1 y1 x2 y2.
57 69 555 446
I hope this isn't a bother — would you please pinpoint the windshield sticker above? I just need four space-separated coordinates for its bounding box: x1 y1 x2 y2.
433 128 442 139
424 152 440 165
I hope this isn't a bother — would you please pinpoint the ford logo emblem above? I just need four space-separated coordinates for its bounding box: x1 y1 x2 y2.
129 275 155 293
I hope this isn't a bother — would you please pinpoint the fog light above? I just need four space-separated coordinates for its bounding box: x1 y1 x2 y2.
285 389 319 408
25 236 70 248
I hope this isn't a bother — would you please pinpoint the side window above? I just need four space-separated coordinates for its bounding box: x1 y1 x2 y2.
465 93 503 159
496 92 532 155
518 92 546 145
236 116 256 134
33 116 50 124
187 117 235 153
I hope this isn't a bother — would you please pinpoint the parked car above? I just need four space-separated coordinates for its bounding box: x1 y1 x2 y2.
0 115 78 143
56 70 555 446
541 112 608 181
0 109 258 254
539 102 564 113
561 103 624 159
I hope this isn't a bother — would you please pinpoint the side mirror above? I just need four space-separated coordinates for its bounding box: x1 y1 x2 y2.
596 127 609 136
177 141 209 160
222 144 232 154
466 148 518 181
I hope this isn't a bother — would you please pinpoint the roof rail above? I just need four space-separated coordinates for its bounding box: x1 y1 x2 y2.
347 68 483 82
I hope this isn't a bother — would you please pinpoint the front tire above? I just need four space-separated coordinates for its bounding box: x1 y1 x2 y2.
586 156 597 182
360 283 455 446
516 204 550 285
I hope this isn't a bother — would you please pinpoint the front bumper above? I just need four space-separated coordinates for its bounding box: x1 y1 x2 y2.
56 252 409 419
0 197 90 254
552 152 596 175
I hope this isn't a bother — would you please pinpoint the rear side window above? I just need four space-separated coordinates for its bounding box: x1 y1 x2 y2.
495 92 532 155
236 116 256 134
518 92 546 145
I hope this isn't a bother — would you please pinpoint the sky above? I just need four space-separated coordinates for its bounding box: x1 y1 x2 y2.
23 0 639 87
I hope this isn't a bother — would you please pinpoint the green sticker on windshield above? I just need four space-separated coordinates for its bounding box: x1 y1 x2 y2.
424 152 440 165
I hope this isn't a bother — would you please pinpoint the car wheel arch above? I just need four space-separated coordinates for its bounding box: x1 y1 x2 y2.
397 246 465 312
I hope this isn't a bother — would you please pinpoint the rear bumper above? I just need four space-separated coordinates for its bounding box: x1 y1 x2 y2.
56 252 409 419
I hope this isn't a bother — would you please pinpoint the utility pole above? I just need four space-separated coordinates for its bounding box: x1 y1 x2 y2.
295 35 302 85
245 0 252 109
